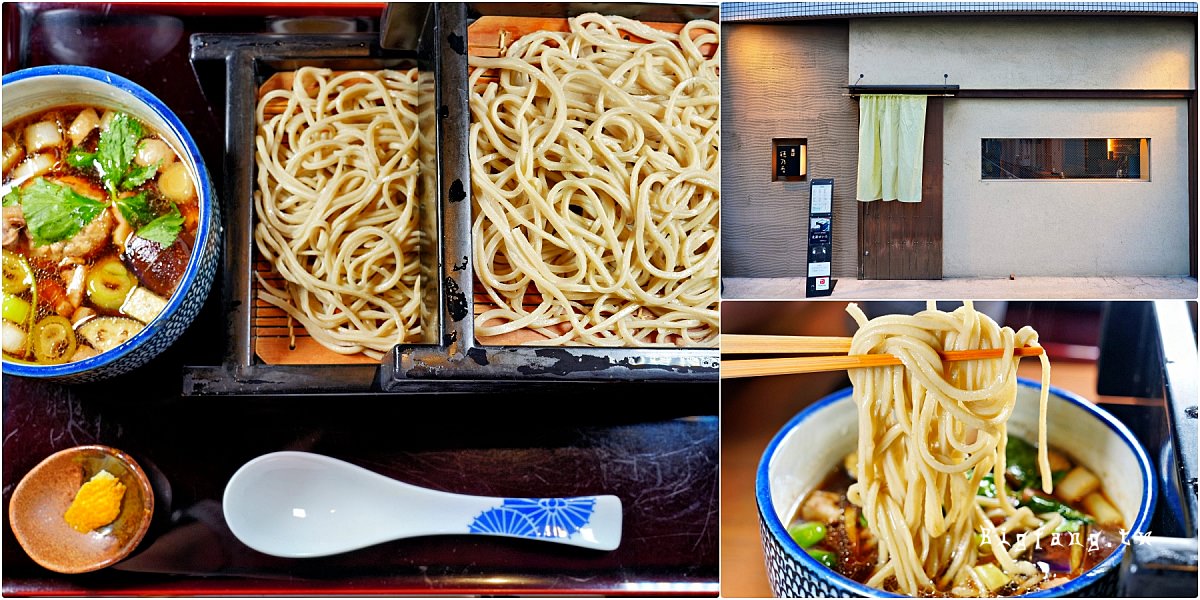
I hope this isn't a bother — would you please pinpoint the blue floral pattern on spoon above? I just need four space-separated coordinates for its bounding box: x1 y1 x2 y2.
469 498 597 539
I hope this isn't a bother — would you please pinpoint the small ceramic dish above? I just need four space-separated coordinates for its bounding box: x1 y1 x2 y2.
756 378 1156 597
8 445 155 574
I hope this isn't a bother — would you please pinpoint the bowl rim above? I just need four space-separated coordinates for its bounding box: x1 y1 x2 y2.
1 64 216 378
755 377 1158 598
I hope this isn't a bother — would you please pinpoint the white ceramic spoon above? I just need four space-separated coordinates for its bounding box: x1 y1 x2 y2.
222 451 623 558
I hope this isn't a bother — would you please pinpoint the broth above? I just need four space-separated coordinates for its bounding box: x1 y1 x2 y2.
788 437 1125 597
2 105 199 365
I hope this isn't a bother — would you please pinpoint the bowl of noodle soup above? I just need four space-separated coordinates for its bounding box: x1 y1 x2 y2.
2 65 220 382
756 379 1155 597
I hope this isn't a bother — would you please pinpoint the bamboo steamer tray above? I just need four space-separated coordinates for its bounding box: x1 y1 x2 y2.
466 14 719 347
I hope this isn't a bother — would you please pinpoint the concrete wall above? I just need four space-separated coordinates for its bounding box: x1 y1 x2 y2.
722 22 860 279
849 16 1196 90
943 98 1190 277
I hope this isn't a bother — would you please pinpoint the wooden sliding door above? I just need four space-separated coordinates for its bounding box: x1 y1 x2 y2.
858 97 944 279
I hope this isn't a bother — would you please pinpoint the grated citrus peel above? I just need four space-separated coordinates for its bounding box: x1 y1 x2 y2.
63 469 126 533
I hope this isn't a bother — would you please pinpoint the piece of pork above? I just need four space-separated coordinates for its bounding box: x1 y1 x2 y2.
801 490 843 524
2 204 25 247
30 208 114 263
26 175 113 263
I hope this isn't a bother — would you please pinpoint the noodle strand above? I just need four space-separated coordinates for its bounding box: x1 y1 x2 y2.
469 14 720 346
254 68 424 359
846 302 1052 595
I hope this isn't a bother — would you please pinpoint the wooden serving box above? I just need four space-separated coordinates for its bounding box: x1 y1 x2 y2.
184 15 441 394
466 12 719 347
182 3 719 395
377 3 719 391
250 69 433 366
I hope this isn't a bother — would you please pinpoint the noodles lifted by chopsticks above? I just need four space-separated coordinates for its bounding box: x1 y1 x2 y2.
254 67 423 359
468 14 720 347
845 301 1053 596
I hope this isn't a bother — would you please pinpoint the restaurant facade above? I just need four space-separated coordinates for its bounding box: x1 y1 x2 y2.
721 2 1198 283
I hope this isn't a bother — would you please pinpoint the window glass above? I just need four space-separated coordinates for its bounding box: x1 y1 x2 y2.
981 138 1149 180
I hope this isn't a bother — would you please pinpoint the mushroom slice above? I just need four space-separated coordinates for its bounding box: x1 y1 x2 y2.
76 316 144 352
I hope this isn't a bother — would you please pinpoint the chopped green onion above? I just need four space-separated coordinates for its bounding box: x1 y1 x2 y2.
1022 494 1093 524
787 521 827 548
85 258 136 310
978 473 998 498
1054 519 1086 533
2 250 35 294
30 315 76 364
2 294 31 324
974 532 993 555
974 563 1011 591
806 548 838 569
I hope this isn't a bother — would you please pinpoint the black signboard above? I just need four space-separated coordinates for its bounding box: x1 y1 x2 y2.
777 145 802 177
772 138 806 182
805 178 835 297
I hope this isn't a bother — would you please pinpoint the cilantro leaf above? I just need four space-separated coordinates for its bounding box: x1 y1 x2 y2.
135 203 184 247
1005 435 1040 490
18 178 107 247
66 147 96 170
115 192 156 230
1022 494 1094 524
96 112 143 197
121 161 160 190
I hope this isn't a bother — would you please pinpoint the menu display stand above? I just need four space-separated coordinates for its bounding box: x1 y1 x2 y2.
806 178 835 297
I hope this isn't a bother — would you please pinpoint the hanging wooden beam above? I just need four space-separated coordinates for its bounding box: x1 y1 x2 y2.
847 84 959 96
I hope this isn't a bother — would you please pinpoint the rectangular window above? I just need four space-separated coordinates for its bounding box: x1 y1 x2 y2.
981 138 1149 180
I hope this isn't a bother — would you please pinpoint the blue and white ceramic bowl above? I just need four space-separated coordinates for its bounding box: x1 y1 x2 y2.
2 65 220 382
756 378 1156 598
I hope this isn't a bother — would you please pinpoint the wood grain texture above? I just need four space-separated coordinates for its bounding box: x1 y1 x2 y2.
253 258 379 365
722 22 859 279
722 345 1045 378
859 97 943 280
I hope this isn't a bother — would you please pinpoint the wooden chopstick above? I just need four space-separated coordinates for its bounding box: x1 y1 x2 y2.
721 334 853 355
721 345 1044 379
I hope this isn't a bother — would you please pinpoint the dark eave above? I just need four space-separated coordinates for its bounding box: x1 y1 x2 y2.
722 1 1199 23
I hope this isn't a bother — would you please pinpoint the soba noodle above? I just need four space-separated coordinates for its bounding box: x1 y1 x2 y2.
845 302 1053 596
254 67 423 359
468 14 720 346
